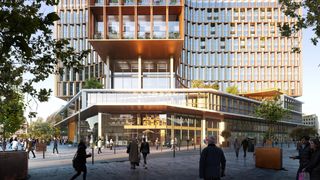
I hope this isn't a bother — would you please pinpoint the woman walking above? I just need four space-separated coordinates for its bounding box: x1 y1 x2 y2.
71 140 91 180
140 138 150 169
303 138 320 180
127 138 140 169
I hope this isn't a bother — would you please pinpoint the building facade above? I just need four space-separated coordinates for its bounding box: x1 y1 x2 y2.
54 0 303 146
302 114 319 133
180 0 302 96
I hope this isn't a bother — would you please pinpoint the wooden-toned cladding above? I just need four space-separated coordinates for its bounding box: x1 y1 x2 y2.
88 39 183 60
88 0 183 6
88 2 184 39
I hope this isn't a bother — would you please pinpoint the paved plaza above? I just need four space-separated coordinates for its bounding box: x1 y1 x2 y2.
27 144 300 180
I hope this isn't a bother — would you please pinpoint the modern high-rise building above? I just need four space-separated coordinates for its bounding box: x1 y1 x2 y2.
180 0 302 97
54 0 303 145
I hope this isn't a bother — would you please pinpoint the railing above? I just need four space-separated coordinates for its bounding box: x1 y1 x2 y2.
109 0 119 5
168 32 180 39
95 0 104 6
153 31 166 39
123 31 135 39
108 32 119 39
153 0 165 5
123 0 135 5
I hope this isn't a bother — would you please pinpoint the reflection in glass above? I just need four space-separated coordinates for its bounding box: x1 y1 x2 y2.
153 15 166 39
138 15 151 39
108 16 119 39
123 15 135 39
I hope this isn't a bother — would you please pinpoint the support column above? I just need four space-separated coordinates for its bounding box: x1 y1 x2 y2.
105 56 110 89
138 56 142 89
98 113 102 138
170 56 174 89
171 115 175 140
218 121 226 146
201 118 206 146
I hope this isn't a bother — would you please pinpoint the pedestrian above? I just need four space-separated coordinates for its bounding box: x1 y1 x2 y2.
127 138 140 169
97 138 102 154
53 137 59 154
109 139 113 150
241 138 249 158
9 137 13 149
155 138 159 150
12 137 19 151
27 138 36 159
199 136 226 180
140 138 150 169
170 138 174 150
302 138 320 180
234 138 241 159
290 136 312 180
71 140 92 180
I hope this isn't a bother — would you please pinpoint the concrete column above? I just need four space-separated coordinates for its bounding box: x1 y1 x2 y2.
218 121 226 146
98 113 102 138
201 119 206 146
104 56 110 89
171 115 175 140
170 57 174 89
138 56 142 89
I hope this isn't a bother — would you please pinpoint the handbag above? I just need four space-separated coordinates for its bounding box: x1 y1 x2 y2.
72 153 79 170
298 172 310 180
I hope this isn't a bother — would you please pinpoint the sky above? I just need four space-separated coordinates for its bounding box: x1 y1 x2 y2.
26 4 320 122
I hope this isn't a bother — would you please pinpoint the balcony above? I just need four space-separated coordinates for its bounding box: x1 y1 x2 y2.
123 31 135 39
153 31 166 39
94 32 103 39
138 32 151 39
138 0 151 5
153 0 165 5
108 32 120 39
123 0 135 5
168 0 180 5
168 32 180 39
109 0 119 5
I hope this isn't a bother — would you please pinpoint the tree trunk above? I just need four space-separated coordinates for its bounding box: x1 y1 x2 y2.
2 127 5 152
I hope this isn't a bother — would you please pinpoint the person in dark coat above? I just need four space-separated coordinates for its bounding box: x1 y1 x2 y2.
140 138 150 169
53 137 59 154
127 138 140 169
71 140 91 180
241 138 249 158
199 136 226 180
291 136 312 180
303 138 320 180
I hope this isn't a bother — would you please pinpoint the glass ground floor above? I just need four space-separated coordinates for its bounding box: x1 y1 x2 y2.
58 110 299 147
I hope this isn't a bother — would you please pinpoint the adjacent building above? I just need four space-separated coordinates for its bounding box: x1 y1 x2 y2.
302 114 319 134
54 0 303 146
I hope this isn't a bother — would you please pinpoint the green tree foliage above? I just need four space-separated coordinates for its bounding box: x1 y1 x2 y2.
226 85 239 95
289 127 318 140
83 78 103 89
255 96 288 140
28 118 59 142
0 91 25 150
279 0 320 46
221 129 232 140
0 0 89 141
191 80 219 90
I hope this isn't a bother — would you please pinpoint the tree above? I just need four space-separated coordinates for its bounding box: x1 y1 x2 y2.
83 78 103 89
0 91 25 151
289 127 318 140
255 96 288 140
0 0 89 144
226 85 239 95
191 80 219 90
279 0 320 46
221 129 232 141
28 118 57 142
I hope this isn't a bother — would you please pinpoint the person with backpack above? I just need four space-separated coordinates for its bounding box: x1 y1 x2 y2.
71 140 91 180
140 138 150 169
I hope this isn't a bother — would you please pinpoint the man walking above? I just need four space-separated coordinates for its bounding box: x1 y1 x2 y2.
53 137 59 154
199 136 226 180
140 138 150 169
234 138 241 159
241 138 249 158
27 138 36 159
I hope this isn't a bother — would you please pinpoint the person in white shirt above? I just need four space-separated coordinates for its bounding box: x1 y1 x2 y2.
12 137 19 151
97 138 102 154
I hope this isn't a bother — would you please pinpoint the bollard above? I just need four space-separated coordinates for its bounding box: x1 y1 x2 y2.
199 143 202 156
187 141 189 150
160 141 162 152
179 140 181 151
114 144 116 154
43 150 45 159
92 147 94 165
173 144 175 158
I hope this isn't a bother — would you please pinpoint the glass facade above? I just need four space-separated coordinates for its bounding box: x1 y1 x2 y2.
180 0 302 97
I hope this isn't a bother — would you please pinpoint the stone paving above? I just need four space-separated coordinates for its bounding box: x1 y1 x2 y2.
28 144 300 180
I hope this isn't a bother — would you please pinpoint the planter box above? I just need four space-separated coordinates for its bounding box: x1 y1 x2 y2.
0 151 28 180
255 147 282 170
